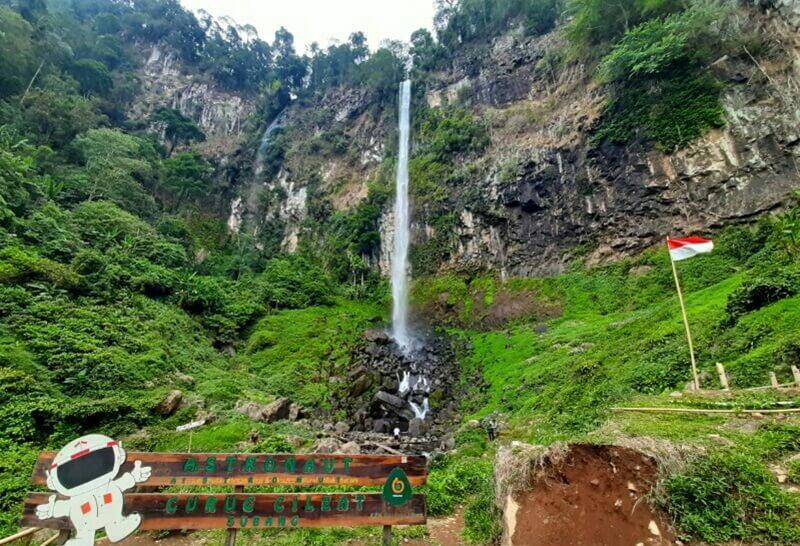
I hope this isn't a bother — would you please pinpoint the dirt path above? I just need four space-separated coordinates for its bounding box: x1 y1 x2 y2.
98 534 209 546
405 507 465 546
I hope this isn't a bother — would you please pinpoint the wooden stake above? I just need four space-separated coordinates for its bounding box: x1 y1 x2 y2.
0 528 37 545
792 366 800 388
770 372 780 389
40 533 60 546
612 406 800 415
382 525 392 546
669 240 700 391
716 363 729 391
224 486 245 546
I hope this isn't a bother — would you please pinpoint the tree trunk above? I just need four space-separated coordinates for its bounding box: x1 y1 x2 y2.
19 59 45 106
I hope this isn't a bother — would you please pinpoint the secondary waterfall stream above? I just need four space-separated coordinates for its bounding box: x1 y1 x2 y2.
255 109 286 176
391 79 413 352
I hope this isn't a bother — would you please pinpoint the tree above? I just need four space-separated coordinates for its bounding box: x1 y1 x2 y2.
16 0 47 23
273 27 307 94
21 88 106 148
566 0 684 51
0 127 41 225
68 58 113 96
357 46 406 104
411 28 441 72
149 108 205 156
71 128 158 215
348 32 369 64
200 15 273 91
161 151 213 208
93 13 121 35
122 0 206 62
0 7 37 98
91 35 125 69
433 0 562 50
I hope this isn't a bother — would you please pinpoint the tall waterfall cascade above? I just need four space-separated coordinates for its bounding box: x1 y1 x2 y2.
389 79 430 422
391 79 413 352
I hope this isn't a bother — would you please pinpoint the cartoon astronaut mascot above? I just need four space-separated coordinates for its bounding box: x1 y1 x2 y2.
36 434 152 545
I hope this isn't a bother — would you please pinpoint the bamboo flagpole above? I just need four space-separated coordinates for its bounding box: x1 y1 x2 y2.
668 241 701 391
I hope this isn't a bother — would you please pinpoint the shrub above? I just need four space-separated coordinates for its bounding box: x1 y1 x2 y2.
409 154 450 204
418 107 489 160
598 5 722 82
0 126 41 224
788 459 800 484
0 439 39 536
426 456 494 516
0 366 62 442
71 201 155 249
771 206 800 259
249 434 294 454
20 202 80 260
665 450 800 542
0 245 78 288
173 274 230 314
726 268 800 324
463 487 502 544
595 71 724 151
593 4 729 151
258 255 335 309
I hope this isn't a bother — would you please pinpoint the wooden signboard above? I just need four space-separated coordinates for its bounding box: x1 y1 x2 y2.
31 452 428 487
24 445 427 546
21 492 427 530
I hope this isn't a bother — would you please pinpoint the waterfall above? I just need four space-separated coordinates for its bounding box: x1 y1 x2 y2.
254 109 286 175
391 79 413 352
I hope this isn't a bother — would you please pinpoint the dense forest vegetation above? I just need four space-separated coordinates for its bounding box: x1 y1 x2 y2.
1 0 800 544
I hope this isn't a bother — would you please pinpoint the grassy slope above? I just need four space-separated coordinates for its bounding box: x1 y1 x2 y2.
241 299 384 411
420 229 800 543
0 295 385 538
443 247 799 440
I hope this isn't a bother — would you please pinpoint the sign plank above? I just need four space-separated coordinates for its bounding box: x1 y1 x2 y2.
32 453 427 487
21 493 426 530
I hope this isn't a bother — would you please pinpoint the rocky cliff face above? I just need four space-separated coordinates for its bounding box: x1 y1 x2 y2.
413 4 800 276
128 43 256 157
225 84 391 249
223 2 800 277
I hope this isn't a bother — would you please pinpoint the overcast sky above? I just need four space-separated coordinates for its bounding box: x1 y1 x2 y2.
180 0 436 53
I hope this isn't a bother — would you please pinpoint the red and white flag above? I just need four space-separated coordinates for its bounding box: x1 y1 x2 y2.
667 236 714 261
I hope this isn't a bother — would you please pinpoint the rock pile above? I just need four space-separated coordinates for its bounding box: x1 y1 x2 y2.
337 329 459 438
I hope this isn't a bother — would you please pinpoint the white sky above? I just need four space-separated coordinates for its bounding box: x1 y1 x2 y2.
180 0 436 53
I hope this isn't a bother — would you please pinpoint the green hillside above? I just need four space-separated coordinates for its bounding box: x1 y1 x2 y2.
1 0 799 544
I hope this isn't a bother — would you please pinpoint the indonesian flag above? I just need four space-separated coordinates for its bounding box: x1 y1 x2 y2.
667 236 714 261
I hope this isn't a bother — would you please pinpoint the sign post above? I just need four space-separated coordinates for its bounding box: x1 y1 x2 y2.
176 419 206 453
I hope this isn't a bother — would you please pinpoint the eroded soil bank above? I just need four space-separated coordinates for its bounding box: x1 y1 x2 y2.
505 444 676 546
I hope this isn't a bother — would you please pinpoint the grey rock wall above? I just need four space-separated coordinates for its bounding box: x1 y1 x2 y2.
416 5 800 276
129 43 256 156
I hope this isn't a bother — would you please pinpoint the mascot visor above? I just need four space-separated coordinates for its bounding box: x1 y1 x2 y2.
55 446 117 490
